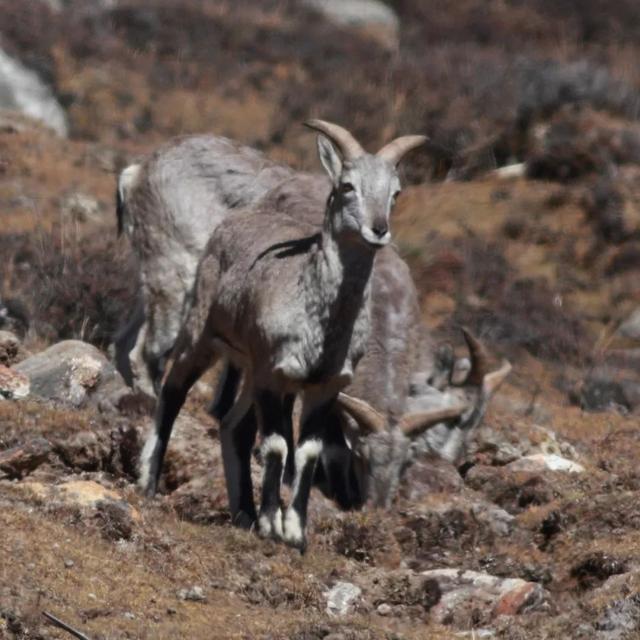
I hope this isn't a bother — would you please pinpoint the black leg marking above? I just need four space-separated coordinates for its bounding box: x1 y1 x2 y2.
209 363 242 420
222 407 258 528
282 393 296 485
113 296 145 387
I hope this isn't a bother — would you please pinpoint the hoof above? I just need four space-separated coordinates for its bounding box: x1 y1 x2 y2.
282 507 307 552
233 511 257 530
258 507 283 541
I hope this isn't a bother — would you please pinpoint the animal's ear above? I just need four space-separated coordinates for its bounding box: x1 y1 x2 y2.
398 403 468 437
482 360 512 397
336 392 385 434
316 135 343 186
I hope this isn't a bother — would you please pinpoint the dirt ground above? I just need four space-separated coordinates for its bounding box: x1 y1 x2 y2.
3 1 640 639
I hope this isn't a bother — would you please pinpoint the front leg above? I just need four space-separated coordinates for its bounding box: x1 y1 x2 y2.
255 390 288 540
282 390 333 552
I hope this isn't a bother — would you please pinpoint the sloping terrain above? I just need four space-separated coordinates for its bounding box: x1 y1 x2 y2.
2 1 640 638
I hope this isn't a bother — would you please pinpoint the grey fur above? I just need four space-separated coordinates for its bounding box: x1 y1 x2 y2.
136 123 425 549
116 135 297 395
116 133 508 519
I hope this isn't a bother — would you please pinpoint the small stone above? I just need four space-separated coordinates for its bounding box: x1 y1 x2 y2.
122 612 135 620
0 438 51 479
492 582 544 616
377 602 392 616
0 331 22 366
167 607 177 615
177 586 206 602
325 581 362 616
63 559 74 569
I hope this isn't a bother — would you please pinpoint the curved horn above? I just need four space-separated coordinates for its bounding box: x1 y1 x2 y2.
336 392 385 434
482 359 512 397
398 403 468 437
461 327 493 386
377 135 428 165
304 119 364 161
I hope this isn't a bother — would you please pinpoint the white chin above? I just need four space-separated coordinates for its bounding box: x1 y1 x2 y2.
360 228 391 248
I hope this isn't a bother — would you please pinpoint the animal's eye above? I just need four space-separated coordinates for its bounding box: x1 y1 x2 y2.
340 182 355 194
392 190 401 203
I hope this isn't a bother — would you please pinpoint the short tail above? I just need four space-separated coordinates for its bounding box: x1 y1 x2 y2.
116 164 141 237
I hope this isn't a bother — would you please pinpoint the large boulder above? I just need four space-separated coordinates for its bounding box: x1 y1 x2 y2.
14 340 130 409
302 0 399 48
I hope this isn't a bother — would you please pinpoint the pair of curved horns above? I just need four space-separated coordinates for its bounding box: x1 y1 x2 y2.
304 119 427 165
460 327 512 395
336 392 469 438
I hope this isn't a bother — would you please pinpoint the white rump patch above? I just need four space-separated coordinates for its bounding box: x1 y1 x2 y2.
118 164 141 203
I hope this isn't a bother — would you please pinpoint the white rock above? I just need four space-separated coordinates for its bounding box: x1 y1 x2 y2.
303 0 398 47
0 48 67 136
325 581 362 616
493 163 526 179
506 453 585 474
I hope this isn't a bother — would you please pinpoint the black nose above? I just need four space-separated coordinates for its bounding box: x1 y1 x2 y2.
371 224 388 238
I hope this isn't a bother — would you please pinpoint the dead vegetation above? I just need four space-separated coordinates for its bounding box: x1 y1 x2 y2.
2 0 640 638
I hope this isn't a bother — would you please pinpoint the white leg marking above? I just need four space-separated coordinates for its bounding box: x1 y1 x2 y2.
137 428 158 491
283 439 322 546
283 507 303 546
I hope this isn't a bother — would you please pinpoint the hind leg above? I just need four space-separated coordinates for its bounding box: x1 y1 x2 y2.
138 337 217 497
113 295 146 387
219 377 258 529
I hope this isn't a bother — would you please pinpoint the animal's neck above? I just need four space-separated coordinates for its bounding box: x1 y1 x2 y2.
315 207 376 315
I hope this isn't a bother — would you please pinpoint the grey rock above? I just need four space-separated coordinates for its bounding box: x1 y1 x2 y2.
177 586 206 602
470 501 516 537
325 581 362 616
595 593 640 639
15 340 130 409
420 568 548 624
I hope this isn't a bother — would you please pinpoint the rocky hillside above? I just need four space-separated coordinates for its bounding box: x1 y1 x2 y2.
2 1 640 638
